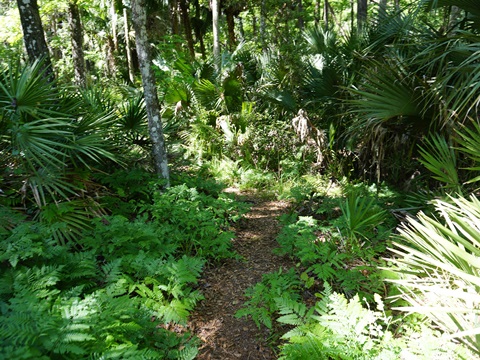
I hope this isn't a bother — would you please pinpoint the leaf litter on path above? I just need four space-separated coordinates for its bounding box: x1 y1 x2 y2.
188 189 294 360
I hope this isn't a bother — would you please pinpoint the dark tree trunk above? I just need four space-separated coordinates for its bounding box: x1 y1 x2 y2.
170 0 180 36
297 0 304 30
179 0 195 58
225 8 236 51
131 0 170 184
192 0 206 58
105 35 116 76
68 1 86 88
324 0 329 29
357 0 367 31
17 0 54 82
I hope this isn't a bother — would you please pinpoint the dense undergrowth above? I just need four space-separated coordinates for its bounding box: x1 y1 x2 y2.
0 173 247 359
2 0 480 358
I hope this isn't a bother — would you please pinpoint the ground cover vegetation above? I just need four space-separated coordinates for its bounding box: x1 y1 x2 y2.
1 0 480 358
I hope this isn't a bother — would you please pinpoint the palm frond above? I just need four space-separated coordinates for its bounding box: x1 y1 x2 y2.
418 134 461 194
387 194 480 355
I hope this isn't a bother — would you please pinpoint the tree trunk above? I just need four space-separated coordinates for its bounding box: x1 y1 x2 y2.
131 0 170 185
357 0 367 32
105 35 116 76
170 0 180 36
324 0 329 29
16 0 55 82
192 0 206 58
68 1 86 88
225 8 236 51
111 0 118 51
123 8 135 83
238 16 244 41
260 0 266 51
212 0 220 71
179 0 195 58
297 0 304 30
314 0 320 26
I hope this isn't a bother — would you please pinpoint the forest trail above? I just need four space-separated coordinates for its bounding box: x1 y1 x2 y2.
188 189 293 360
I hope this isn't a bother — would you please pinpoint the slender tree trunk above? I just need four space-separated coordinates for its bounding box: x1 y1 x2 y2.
68 1 86 88
238 16 244 41
179 0 195 58
131 0 170 185
314 0 320 26
192 0 206 58
297 0 304 30
212 0 220 71
260 0 266 51
123 8 135 83
357 0 367 32
105 35 116 76
324 0 329 29
170 0 180 36
16 0 55 82
111 0 118 51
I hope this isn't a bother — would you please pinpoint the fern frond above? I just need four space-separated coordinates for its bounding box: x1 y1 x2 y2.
275 295 308 326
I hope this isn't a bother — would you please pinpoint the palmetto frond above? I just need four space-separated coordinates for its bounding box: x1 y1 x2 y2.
388 194 480 355
0 59 118 218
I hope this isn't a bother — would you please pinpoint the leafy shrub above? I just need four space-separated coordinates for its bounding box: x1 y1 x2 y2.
274 215 384 300
0 213 206 358
337 190 388 247
387 194 480 356
95 167 158 217
235 268 302 330
150 184 247 260
277 284 470 359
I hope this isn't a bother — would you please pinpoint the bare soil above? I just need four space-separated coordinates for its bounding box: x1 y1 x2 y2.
188 189 294 360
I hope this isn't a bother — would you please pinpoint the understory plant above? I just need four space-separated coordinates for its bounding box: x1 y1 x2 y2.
387 194 480 356
0 175 245 358
274 212 387 300
277 284 471 359
0 218 201 359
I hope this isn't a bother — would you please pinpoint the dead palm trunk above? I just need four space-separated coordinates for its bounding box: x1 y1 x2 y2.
131 0 170 185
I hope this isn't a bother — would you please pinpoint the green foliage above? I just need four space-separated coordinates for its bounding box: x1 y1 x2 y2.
387 194 480 355
0 176 246 358
338 190 388 246
150 184 247 260
274 215 385 300
235 268 302 330
95 167 158 217
277 286 469 359
418 134 462 194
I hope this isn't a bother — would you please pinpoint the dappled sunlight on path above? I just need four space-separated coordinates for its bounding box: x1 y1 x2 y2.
188 191 293 359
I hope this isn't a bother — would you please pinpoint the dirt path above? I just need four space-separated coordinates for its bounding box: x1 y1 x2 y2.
189 190 293 360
